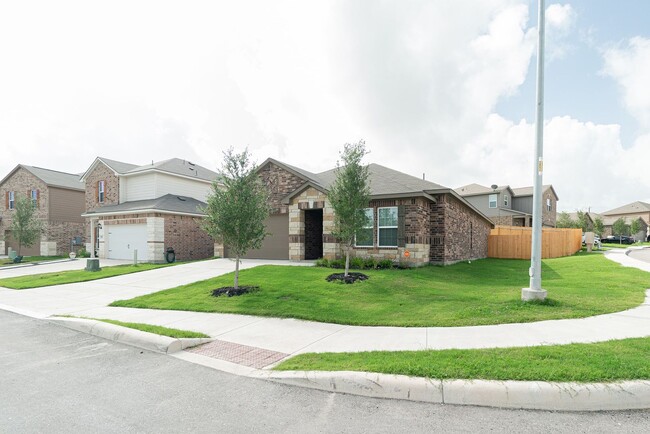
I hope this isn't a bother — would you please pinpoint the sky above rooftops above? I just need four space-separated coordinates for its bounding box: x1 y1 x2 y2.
1 0 648 213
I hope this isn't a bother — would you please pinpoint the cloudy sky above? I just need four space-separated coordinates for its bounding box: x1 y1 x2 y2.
1 0 648 213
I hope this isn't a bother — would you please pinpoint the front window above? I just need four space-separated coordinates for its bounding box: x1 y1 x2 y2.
98 181 105 203
488 194 497 209
504 194 509 207
546 198 551 211
378 207 398 247
8 191 15 209
31 189 38 207
355 208 374 247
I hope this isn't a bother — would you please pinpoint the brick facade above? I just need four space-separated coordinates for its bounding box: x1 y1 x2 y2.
164 214 213 261
0 167 85 256
430 194 491 265
258 163 305 214
84 162 120 211
542 189 557 227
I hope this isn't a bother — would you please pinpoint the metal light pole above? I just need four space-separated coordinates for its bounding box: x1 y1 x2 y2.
522 0 548 301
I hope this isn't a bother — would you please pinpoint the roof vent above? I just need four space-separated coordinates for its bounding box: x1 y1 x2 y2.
177 196 186 201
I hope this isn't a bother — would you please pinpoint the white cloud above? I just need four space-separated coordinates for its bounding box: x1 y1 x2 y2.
544 3 576 60
602 37 650 129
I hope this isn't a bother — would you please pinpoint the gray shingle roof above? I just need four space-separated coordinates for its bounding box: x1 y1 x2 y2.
124 158 220 182
510 185 554 197
602 201 650 216
98 157 139 174
84 194 206 216
455 183 510 196
4 165 85 191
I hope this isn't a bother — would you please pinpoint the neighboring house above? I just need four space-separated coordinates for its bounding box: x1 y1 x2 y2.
566 212 595 231
510 185 559 228
0 165 85 256
600 201 650 240
80 157 219 262
455 183 559 228
454 184 529 227
215 158 493 266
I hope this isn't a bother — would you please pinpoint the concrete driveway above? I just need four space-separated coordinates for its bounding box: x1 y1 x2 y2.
0 258 132 278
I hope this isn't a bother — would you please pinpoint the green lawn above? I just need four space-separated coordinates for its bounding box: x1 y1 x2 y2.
274 337 650 382
94 318 210 338
0 263 180 289
111 253 650 327
0 256 66 267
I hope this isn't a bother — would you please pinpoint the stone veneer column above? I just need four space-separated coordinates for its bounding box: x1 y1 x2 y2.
97 220 107 258
288 204 304 261
147 217 165 263
322 203 339 260
40 241 57 256
0 241 5 255
214 242 224 258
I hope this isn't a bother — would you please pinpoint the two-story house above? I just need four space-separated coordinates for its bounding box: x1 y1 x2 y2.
80 157 220 262
455 183 559 228
0 165 85 256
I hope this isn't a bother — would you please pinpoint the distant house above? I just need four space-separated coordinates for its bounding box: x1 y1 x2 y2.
216 158 494 265
455 183 559 228
0 165 85 256
600 201 650 240
80 157 220 262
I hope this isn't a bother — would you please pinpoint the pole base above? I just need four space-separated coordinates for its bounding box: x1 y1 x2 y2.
521 288 547 301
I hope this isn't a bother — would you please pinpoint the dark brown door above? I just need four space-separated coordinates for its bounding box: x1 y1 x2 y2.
240 214 289 259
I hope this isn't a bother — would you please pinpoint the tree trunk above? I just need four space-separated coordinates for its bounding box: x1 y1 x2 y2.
344 246 350 277
234 256 240 289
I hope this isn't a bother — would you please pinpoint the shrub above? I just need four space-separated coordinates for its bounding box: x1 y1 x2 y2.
315 258 329 268
377 259 394 269
329 259 345 269
77 247 91 258
362 257 377 269
350 257 365 270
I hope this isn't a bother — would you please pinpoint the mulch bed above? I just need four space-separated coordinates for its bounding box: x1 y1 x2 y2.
326 272 369 284
211 286 260 297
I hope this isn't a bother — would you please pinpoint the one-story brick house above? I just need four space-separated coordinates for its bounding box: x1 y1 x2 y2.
218 158 493 265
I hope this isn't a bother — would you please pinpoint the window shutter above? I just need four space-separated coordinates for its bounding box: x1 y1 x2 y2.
96 182 99 201
397 205 406 247
5 192 8 209
36 189 40 208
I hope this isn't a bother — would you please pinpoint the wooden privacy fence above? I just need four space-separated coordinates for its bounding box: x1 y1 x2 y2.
488 226 582 259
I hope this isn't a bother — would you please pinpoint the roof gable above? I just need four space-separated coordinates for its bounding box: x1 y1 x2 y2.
0 164 84 191
602 201 650 216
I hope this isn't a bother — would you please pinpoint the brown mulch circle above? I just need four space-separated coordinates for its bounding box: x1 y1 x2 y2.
211 286 260 297
326 272 369 284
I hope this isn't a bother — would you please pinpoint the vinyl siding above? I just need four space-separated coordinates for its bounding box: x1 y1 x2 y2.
122 172 212 202
49 187 85 223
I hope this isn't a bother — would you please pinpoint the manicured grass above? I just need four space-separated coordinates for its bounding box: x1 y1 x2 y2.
111 253 650 327
94 318 210 338
0 256 66 267
274 338 650 382
0 263 180 289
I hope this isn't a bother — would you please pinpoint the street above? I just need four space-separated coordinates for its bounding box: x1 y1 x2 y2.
0 309 648 433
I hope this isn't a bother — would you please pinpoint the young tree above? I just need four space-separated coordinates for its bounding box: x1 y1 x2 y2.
555 212 575 229
328 140 371 278
202 148 270 289
593 216 604 236
612 217 630 244
630 218 642 241
10 195 44 256
575 210 589 232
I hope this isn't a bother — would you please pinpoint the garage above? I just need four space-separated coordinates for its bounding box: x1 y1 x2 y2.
107 224 148 261
3 230 41 256
238 214 289 259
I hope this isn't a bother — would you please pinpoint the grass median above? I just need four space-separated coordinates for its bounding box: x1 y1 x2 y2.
274 337 650 382
94 319 210 339
0 263 180 289
0 256 66 267
111 253 650 327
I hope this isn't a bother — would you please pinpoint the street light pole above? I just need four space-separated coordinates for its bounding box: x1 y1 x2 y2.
522 0 548 301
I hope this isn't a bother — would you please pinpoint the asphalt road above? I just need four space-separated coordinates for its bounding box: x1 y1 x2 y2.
1 310 648 433
628 248 650 263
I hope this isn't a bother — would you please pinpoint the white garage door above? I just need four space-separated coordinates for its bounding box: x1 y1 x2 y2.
107 224 148 261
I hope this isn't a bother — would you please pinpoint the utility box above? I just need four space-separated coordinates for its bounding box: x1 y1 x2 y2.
85 258 101 272
585 232 595 252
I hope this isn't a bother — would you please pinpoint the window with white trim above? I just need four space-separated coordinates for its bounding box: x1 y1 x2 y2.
378 206 398 247
546 198 551 212
355 208 374 247
8 191 15 209
98 180 105 203
503 194 509 207
488 194 497 209
31 189 38 207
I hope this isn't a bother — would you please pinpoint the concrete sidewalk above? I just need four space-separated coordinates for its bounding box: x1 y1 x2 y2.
0 258 132 278
1 251 649 355
2 251 650 411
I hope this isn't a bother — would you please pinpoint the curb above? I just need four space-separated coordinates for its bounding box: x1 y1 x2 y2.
48 317 212 354
259 370 650 411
